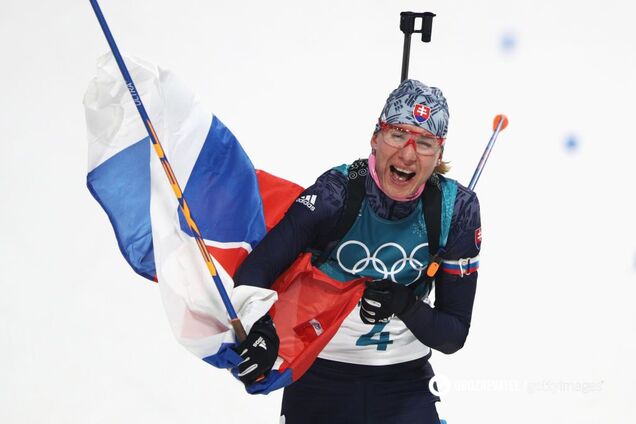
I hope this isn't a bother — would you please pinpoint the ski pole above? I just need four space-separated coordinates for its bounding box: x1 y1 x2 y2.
468 114 509 190
424 114 509 279
399 11 435 82
88 0 248 343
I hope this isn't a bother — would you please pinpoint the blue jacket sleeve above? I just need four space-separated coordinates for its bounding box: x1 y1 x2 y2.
234 169 347 289
400 185 481 354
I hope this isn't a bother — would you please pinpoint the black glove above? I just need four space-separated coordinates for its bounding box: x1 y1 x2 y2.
233 314 280 385
360 280 416 324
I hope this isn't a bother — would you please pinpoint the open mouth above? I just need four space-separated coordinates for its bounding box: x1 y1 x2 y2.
390 165 416 182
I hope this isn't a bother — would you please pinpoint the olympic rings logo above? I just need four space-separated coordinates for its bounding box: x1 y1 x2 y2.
336 240 429 284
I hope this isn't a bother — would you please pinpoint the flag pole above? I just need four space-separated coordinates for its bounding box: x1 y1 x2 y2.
88 0 248 343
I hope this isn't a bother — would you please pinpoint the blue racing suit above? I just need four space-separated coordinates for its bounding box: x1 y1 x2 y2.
235 162 481 424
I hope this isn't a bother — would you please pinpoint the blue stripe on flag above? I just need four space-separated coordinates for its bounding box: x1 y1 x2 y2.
203 343 294 395
179 116 266 247
244 369 293 395
202 343 244 369
87 137 155 280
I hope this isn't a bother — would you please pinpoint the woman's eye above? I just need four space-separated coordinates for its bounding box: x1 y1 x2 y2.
391 131 408 140
417 139 434 149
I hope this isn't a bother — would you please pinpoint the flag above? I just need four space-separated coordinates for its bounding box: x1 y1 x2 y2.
84 54 365 394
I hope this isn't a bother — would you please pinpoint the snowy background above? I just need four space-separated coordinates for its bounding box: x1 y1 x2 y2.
1 0 635 422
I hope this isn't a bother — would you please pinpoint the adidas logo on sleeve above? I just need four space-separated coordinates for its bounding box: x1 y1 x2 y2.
295 194 317 211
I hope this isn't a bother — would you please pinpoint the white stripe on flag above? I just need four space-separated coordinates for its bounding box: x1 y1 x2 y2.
203 239 253 254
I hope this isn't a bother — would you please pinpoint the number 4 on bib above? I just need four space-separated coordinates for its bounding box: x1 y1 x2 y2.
356 323 393 351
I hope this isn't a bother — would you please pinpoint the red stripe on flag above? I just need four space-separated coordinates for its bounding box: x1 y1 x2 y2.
206 245 250 278
256 170 304 232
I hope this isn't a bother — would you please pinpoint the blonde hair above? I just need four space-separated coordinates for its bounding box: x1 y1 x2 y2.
434 144 450 174
435 159 451 174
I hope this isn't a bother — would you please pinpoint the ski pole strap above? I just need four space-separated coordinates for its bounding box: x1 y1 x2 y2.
421 176 442 292
422 174 442 264
313 159 368 266
410 174 443 299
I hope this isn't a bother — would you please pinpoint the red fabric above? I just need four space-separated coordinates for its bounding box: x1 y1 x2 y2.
256 170 304 232
204 170 302 278
206 246 249 278
253 168 366 383
270 253 366 381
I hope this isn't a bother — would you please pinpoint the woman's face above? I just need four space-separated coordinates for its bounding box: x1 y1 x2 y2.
371 123 443 199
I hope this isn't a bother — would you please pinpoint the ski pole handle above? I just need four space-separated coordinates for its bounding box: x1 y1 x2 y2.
399 11 435 82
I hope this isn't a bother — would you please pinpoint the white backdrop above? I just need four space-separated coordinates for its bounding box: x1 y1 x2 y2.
1 0 635 423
